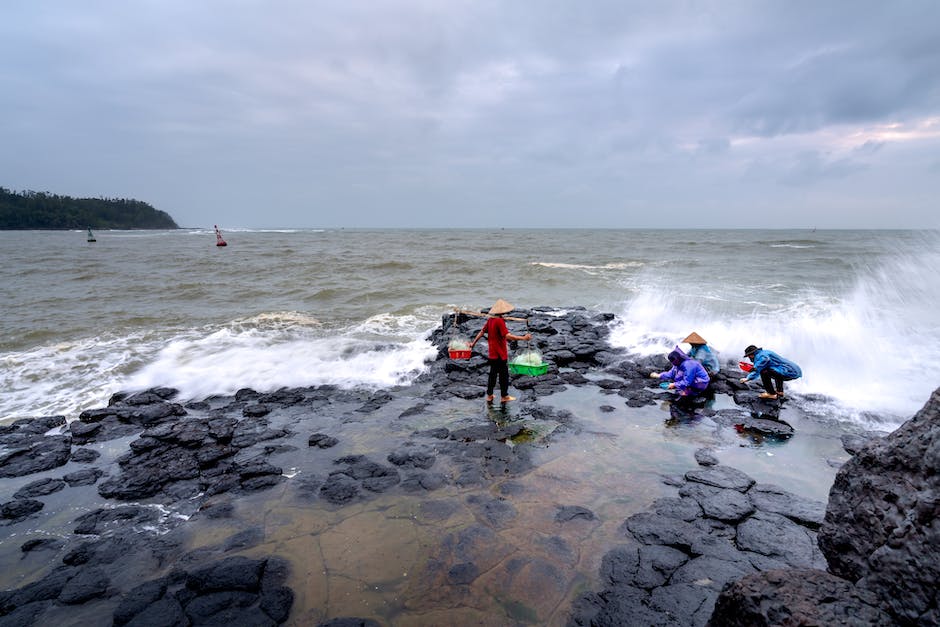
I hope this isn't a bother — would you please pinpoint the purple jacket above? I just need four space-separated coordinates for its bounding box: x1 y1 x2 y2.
659 347 710 396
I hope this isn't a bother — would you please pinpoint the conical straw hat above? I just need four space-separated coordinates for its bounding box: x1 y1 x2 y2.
682 331 707 345
489 299 514 315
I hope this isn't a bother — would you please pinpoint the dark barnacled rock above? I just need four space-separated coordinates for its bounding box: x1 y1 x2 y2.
839 431 884 456
572 459 836 626
186 556 266 593
652 496 702 522
320 474 360 505
1 498 44 522
260 585 295 624
73 505 159 535
184 590 258 622
685 465 755 492
70 447 101 463
308 433 338 448
13 477 67 499
69 420 101 440
387 448 436 469
0 428 71 478
121 597 186 627
736 511 824 569
63 468 104 487
112 579 168 625
243 403 271 418
694 448 719 467
816 387 940 624
748 483 825 529
21 538 65 554
57 567 110 604
707 568 894 627
699 488 755 522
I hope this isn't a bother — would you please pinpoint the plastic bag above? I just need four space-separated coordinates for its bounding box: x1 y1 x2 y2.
448 337 471 351
510 349 544 366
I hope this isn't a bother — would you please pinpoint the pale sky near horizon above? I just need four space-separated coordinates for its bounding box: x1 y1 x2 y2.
2 1 938 229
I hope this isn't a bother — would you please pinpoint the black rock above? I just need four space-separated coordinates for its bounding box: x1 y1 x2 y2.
817 387 940 624
20 538 65 554
308 433 339 448
0 433 71 478
260 585 294 623
319 474 360 505
387 448 436 469
73 505 159 535
69 447 101 463
13 477 67 499
57 567 110 604
112 579 168 625
186 556 266 593
62 468 104 487
685 465 755 492
1 498 44 521
708 568 894 626
694 448 720 467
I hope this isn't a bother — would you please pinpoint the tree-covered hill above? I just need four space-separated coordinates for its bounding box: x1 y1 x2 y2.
0 187 179 229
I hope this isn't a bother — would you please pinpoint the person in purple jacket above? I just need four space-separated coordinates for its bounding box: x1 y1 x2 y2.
650 346 711 397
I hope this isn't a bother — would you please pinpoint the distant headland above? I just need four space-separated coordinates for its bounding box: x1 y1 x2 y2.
0 187 179 229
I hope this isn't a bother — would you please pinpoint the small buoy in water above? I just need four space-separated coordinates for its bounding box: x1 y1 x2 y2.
214 225 227 247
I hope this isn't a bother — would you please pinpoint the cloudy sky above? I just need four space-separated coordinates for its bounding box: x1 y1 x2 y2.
2 1 938 229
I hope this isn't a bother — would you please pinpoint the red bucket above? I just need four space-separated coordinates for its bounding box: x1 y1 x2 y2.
449 350 471 360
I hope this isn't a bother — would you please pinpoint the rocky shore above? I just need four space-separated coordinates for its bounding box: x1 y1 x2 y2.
0 306 929 625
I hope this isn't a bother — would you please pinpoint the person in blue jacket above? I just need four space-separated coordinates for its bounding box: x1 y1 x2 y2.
683 332 720 375
740 344 802 399
650 346 710 397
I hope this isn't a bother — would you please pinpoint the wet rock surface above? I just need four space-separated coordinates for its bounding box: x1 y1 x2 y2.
0 306 900 625
707 388 940 626
568 461 828 627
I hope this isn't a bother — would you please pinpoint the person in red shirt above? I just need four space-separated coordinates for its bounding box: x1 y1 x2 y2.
469 299 532 403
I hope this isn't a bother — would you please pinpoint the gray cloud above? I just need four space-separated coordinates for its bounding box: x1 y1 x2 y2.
1 1 938 228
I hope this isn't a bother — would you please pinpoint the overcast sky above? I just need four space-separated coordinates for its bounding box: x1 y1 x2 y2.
2 1 938 229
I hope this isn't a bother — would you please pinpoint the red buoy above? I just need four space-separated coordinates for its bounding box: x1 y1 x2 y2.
214 225 227 247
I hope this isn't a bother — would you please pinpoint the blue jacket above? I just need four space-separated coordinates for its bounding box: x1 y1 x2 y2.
659 347 710 396
744 349 802 382
689 344 720 374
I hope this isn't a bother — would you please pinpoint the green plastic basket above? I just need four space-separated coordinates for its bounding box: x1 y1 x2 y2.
508 362 549 376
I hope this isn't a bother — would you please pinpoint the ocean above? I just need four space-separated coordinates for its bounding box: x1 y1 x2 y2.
2 228 939 429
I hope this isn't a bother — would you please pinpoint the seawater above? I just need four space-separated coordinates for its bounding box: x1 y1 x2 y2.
2 228 938 428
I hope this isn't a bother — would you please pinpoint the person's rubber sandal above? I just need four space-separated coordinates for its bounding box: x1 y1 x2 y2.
758 392 777 399
485 395 495 402
501 396 516 402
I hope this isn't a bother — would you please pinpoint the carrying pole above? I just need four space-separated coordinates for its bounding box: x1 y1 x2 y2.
454 308 527 323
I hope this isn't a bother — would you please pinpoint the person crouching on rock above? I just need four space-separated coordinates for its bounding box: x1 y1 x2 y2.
739 344 802 399
650 346 710 397
683 331 720 376
469 299 532 403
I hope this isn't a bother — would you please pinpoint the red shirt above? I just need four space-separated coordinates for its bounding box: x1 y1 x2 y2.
485 317 509 360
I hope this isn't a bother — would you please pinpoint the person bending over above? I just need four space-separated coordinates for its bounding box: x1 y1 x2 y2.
740 344 802 399
650 346 710 397
683 331 720 375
